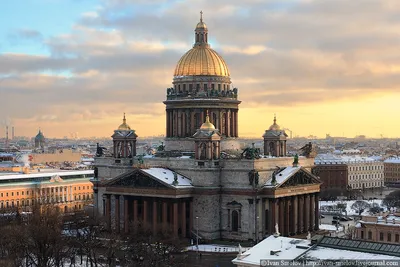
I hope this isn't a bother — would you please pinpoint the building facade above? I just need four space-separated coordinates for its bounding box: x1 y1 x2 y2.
384 157 400 187
0 170 94 213
93 15 321 241
314 154 384 193
355 214 400 244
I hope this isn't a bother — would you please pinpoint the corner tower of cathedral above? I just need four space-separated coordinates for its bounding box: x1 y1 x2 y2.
164 12 241 140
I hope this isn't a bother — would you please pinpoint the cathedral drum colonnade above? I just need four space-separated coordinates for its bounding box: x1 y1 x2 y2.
93 13 321 241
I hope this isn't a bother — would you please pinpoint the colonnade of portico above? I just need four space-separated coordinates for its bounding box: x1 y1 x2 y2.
261 192 320 237
104 194 193 237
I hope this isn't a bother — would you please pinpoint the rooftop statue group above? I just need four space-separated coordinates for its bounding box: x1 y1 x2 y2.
241 143 261 160
299 142 317 158
166 87 238 99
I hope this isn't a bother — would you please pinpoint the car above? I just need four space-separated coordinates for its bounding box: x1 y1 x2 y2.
320 214 325 218
333 216 339 220
332 220 339 225
339 217 349 221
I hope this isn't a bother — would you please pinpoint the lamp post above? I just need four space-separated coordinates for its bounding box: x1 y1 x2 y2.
196 216 199 254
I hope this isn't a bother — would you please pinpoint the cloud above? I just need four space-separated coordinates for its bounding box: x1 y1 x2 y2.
2 0 400 137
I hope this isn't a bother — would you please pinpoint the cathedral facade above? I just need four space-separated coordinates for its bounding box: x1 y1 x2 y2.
93 14 321 241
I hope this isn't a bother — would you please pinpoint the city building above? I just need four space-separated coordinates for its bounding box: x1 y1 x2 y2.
355 214 400 244
314 154 384 193
0 169 94 213
93 14 321 241
232 235 400 267
29 149 82 165
384 157 400 187
34 129 45 149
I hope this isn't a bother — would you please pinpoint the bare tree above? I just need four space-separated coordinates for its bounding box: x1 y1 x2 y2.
382 190 400 210
351 200 370 215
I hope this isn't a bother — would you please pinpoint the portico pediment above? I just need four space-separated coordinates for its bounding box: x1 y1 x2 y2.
103 167 193 190
264 166 321 189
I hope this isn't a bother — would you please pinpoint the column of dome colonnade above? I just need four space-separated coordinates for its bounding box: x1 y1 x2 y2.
103 194 193 237
264 192 319 237
164 12 241 139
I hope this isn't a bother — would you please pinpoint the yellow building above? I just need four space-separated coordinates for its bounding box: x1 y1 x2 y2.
0 169 94 213
30 149 82 165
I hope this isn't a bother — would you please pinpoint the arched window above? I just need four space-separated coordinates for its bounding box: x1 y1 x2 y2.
232 210 239 232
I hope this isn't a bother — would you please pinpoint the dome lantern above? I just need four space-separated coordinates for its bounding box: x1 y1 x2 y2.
118 113 131 131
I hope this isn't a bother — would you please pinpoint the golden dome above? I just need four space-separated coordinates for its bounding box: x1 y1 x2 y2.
174 47 230 77
174 11 230 77
268 115 280 131
200 112 216 131
118 113 131 131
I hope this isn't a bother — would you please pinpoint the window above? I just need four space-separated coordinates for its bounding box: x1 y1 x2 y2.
11 192 13 196
22 191 24 196
388 233 392 242
17 192 19 196
361 231 364 239
232 210 239 232
380 232 384 241
396 234 399 242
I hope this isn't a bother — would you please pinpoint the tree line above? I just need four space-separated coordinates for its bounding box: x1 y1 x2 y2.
0 205 186 267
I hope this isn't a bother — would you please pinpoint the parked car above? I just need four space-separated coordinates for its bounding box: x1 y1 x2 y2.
333 216 339 220
339 217 349 221
320 214 325 218
332 220 339 225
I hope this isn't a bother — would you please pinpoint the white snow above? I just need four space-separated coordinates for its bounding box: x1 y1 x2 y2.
141 168 193 188
303 246 400 260
264 166 301 187
319 224 343 232
384 157 400 164
232 236 311 265
0 169 94 180
187 244 250 253
319 200 385 216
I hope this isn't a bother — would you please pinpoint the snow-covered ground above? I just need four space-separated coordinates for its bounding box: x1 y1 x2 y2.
319 223 343 232
319 199 385 216
187 244 250 253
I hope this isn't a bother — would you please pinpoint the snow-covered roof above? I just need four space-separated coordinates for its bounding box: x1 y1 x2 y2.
302 246 400 261
315 154 381 164
141 168 193 188
384 157 400 164
0 169 94 181
232 236 311 266
264 166 301 187
319 224 343 232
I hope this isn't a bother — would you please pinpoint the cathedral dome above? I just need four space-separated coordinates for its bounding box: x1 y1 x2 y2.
200 113 216 131
35 129 45 141
174 47 230 77
173 11 230 77
268 115 280 131
118 113 131 131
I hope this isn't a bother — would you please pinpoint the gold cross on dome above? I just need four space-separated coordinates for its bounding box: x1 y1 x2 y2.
200 11 203 22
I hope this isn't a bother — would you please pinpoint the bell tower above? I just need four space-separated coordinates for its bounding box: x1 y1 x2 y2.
263 115 287 157
193 111 221 160
112 113 138 158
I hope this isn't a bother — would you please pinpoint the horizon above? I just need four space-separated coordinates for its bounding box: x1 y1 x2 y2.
1 1 400 139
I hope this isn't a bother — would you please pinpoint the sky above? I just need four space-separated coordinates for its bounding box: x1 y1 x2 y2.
1 0 400 139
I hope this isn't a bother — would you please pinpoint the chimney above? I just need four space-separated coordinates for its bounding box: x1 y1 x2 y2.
12 126 14 140
5 126 9 148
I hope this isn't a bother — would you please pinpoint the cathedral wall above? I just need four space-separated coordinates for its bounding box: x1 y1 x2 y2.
193 194 221 240
164 138 242 152
164 139 194 151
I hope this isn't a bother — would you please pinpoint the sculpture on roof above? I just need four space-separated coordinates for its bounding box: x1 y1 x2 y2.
300 142 317 158
96 143 107 157
137 155 144 164
173 172 179 186
271 167 280 185
293 154 299 166
241 143 261 160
